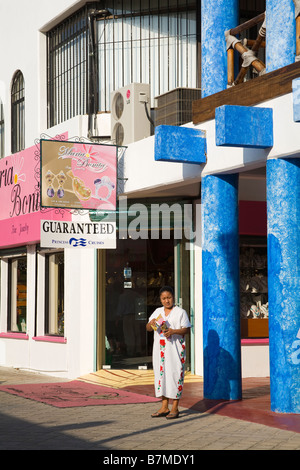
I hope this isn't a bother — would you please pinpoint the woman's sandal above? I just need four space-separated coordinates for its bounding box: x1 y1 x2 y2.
166 411 179 419
151 410 170 418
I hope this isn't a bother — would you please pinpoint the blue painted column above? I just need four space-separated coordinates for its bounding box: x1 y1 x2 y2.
201 0 239 97
266 0 300 414
267 158 300 413
201 0 241 400
202 174 241 400
266 0 296 72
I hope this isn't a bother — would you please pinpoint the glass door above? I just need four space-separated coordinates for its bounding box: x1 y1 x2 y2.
98 230 192 370
105 237 148 368
175 237 192 371
103 236 175 369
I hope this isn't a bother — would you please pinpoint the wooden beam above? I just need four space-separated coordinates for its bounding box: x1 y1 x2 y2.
229 12 265 36
192 61 300 124
245 38 266 48
227 48 235 85
234 30 266 86
233 41 265 73
296 16 300 57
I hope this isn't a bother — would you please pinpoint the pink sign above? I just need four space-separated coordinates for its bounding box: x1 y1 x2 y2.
0 140 70 248
41 140 117 211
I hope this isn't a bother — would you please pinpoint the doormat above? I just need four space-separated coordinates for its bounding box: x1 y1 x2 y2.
0 380 159 408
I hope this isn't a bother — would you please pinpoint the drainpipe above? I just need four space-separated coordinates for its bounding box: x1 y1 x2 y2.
87 8 110 139
87 10 98 139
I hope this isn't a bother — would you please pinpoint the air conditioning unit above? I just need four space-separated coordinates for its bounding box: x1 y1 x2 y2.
111 83 151 146
155 88 202 127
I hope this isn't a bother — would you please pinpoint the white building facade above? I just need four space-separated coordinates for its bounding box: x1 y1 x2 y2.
0 1 299 413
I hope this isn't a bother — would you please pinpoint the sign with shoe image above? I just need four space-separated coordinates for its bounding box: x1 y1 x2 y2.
40 139 117 211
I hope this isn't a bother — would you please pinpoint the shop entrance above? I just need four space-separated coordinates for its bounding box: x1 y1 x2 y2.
101 235 191 370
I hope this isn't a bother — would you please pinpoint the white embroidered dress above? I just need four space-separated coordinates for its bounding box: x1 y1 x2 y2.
149 306 191 399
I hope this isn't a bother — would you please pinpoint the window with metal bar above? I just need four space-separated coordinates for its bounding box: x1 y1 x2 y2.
97 0 197 111
240 0 265 19
47 7 89 127
47 1 198 126
11 71 25 154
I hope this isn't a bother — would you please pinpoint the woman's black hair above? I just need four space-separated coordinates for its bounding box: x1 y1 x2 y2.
159 286 174 297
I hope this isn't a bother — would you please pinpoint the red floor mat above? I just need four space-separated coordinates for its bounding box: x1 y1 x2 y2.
0 380 159 408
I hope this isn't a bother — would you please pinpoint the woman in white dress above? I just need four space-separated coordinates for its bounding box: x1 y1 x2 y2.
146 286 191 419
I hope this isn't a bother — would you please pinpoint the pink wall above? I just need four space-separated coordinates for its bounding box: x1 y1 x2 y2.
239 201 267 236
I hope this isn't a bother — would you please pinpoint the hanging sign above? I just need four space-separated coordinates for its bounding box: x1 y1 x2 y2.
40 139 117 211
40 220 116 249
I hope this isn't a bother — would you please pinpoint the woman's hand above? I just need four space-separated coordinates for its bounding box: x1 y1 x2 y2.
163 327 190 338
163 328 174 338
146 318 157 332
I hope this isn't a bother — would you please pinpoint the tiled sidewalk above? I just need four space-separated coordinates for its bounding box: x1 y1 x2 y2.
80 368 300 434
1 366 300 451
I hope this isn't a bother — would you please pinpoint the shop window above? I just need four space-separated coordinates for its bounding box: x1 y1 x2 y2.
240 236 268 339
45 252 64 336
7 256 27 333
11 70 25 154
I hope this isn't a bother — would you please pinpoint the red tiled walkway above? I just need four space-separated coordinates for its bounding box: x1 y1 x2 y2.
126 377 300 434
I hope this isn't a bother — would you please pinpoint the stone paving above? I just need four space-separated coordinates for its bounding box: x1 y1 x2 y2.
1 366 300 452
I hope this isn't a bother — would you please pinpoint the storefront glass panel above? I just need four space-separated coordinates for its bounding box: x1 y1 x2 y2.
240 235 268 339
175 236 191 369
8 256 27 332
45 252 64 336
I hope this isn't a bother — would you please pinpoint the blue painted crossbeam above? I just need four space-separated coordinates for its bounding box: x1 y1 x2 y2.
154 125 207 164
215 105 273 149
